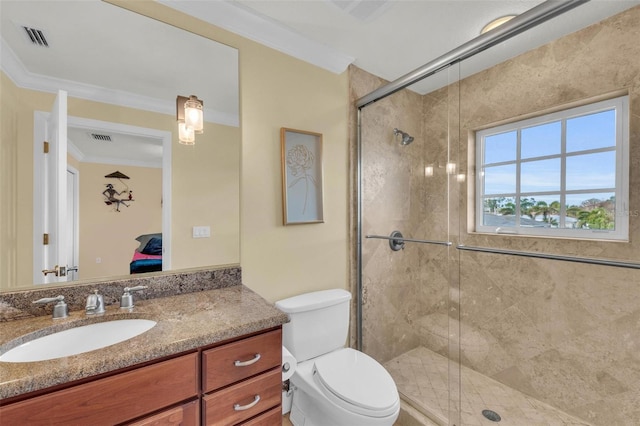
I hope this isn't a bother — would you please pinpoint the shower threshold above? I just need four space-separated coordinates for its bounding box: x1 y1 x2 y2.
384 346 593 426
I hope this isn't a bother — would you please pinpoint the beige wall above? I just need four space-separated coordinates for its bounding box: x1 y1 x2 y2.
108 1 350 303
0 1 350 300
0 73 19 289
239 37 349 302
171 121 240 270
0 73 240 288
79 163 161 279
352 7 640 425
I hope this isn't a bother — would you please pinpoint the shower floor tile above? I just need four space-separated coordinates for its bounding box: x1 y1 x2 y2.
384 346 592 426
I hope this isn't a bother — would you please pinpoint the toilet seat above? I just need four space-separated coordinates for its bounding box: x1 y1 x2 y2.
312 348 399 418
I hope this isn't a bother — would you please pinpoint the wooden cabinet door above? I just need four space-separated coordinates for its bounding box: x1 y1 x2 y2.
0 353 198 425
127 400 199 426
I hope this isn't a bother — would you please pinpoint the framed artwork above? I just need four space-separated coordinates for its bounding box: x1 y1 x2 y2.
281 128 324 225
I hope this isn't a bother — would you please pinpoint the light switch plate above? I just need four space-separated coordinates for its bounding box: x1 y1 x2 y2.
192 226 211 238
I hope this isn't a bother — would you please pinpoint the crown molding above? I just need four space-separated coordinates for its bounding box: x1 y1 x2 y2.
79 156 163 169
67 140 85 162
157 0 354 74
1 38 239 127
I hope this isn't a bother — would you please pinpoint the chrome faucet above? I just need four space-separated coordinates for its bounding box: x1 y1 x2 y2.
120 286 148 309
85 290 105 315
33 295 69 319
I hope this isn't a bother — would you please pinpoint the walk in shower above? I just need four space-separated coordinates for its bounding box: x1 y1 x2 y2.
352 1 640 425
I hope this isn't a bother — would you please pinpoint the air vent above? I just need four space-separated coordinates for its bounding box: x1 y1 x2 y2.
22 26 49 47
90 133 113 142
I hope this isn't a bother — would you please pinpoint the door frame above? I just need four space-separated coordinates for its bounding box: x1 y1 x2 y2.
33 111 47 284
33 107 68 284
66 164 80 281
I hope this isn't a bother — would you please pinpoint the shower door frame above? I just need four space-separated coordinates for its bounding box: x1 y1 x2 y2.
353 2 589 424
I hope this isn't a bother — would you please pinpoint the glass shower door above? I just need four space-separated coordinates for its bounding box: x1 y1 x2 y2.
355 64 462 425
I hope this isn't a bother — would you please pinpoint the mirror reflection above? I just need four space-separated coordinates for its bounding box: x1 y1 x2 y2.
0 0 240 291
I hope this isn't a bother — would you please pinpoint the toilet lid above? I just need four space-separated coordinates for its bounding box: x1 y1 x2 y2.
313 348 399 415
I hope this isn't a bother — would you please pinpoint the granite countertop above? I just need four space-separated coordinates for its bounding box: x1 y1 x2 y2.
0 285 289 400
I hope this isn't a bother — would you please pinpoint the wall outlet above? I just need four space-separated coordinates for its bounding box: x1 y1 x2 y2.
192 226 211 238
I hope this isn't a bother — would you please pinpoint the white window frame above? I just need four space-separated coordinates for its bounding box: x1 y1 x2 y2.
475 95 629 241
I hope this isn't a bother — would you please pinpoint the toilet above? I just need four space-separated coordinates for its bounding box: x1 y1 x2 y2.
276 289 400 426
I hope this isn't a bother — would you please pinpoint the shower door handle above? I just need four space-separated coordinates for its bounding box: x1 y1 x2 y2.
366 232 452 250
388 230 405 251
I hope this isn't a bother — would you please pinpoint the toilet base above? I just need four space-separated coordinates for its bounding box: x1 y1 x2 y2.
289 379 399 426
289 385 347 426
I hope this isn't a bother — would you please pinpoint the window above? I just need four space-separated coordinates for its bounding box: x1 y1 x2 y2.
476 95 629 240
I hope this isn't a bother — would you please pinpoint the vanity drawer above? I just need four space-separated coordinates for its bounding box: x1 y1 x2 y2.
202 368 281 426
202 328 281 392
0 353 198 425
240 406 282 425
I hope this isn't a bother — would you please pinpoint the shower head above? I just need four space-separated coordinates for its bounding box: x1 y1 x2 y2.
393 128 414 145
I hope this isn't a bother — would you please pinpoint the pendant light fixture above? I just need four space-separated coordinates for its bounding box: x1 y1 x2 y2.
176 95 204 145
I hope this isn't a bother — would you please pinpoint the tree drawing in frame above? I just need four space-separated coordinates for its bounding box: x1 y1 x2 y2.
281 128 324 225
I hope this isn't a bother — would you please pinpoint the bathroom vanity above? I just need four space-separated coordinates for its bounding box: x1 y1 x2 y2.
0 283 288 425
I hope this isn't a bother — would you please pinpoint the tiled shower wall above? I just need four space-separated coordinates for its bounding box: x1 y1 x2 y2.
350 6 640 425
350 66 452 363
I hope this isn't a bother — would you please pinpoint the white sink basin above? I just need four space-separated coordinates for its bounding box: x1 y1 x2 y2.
0 319 157 363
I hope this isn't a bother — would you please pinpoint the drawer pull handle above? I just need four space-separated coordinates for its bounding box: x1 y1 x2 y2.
234 353 261 367
234 395 260 411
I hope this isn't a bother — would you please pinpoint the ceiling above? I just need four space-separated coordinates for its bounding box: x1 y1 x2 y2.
2 0 638 162
162 0 640 95
0 0 238 164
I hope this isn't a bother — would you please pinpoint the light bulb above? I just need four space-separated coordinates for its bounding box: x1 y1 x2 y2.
178 122 195 145
184 96 203 134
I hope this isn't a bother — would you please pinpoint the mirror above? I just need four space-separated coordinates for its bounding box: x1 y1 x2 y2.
0 0 240 291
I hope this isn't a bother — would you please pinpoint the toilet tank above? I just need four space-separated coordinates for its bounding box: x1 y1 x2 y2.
275 289 351 363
